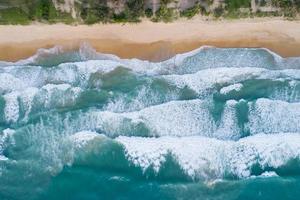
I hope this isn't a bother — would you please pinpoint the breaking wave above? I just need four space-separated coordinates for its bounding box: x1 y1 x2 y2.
1 44 300 200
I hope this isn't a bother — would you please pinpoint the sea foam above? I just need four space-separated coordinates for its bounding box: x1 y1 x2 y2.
117 133 300 180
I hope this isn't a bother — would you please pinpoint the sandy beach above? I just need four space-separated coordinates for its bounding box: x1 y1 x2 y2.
1 18 300 61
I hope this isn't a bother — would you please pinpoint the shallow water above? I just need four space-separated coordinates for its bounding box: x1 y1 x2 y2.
0 44 300 200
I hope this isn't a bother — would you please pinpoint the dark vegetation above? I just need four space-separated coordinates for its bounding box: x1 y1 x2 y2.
0 0 299 25
0 0 74 24
80 0 145 23
180 3 205 19
153 0 176 22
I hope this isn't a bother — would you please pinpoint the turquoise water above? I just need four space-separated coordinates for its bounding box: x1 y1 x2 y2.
0 44 300 200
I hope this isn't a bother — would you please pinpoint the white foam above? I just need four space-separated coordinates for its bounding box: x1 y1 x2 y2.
93 100 217 138
75 60 124 74
13 43 120 67
0 128 15 156
15 46 65 65
51 98 239 139
215 100 240 140
104 85 174 112
162 67 265 95
276 69 300 79
4 92 20 123
248 98 300 134
79 42 120 61
3 46 299 80
165 46 213 67
3 84 82 123
258 171 279 178
69 131 101 148
117 133 300 180
231 133 300 177
19 87 39 120
2 48 298 97
4 88 41 123
133 100 215 137
2 65 45 87
91 99 243 140
166 47 290 73
0 155 8 161
40 84 82 108
220 83 243 95
42 83 71 91
0 73 25 94
117 136 230 178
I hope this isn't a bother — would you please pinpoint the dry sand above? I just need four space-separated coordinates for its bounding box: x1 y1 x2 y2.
0 18 300 61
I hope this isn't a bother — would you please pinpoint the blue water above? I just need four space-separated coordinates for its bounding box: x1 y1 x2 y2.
0 44 300 200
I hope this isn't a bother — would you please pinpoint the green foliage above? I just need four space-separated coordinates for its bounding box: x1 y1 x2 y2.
0 7 30 24
80 0 145 23
111 12 125 22
223 0 253 19
94 5 110 22
151 0 176 22
271 0 298 18
283 7 297 18
154 5 175 22
161 0 173 4
40 0 51 20
296 0 300 9
111 0 145 23
80 2 88 20
80 0 113 24
205 0 214 5
21 0 54 21
84 13 99 24
0 0 299 25
145 8 153 18
255 9 280 17
271 0 293 8
125 0 144 21
180 4 202 19
225 0 251 11
0 0 74 24
213 6 225 18
35 0 74 23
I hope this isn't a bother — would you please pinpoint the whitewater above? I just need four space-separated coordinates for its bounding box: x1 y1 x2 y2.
0 44 300 200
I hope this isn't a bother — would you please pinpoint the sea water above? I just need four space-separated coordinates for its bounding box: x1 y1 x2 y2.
0 44 300 200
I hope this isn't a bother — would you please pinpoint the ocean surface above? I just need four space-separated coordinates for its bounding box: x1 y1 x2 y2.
0 44 300 200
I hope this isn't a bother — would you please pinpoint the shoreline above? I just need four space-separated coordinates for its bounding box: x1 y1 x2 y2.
1 18 300 61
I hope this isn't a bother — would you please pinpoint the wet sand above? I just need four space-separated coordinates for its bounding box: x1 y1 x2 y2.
0 18 300 61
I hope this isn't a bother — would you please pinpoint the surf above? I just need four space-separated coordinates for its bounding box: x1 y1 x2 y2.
0 44 300 200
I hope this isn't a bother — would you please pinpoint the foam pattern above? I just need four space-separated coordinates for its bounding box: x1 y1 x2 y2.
248 98 300 134
84 99 243 139
117 133 300 180
1 45 300 188
2 84 82 123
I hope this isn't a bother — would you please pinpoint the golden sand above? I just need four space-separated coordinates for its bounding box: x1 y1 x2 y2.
0 18 300 61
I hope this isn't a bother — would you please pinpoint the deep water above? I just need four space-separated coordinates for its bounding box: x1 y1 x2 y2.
0 44 300 200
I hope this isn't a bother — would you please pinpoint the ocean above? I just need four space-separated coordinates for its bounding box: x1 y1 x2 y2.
0 44 300 200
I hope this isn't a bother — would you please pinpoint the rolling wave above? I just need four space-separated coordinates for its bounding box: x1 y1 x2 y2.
1 44 300 200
